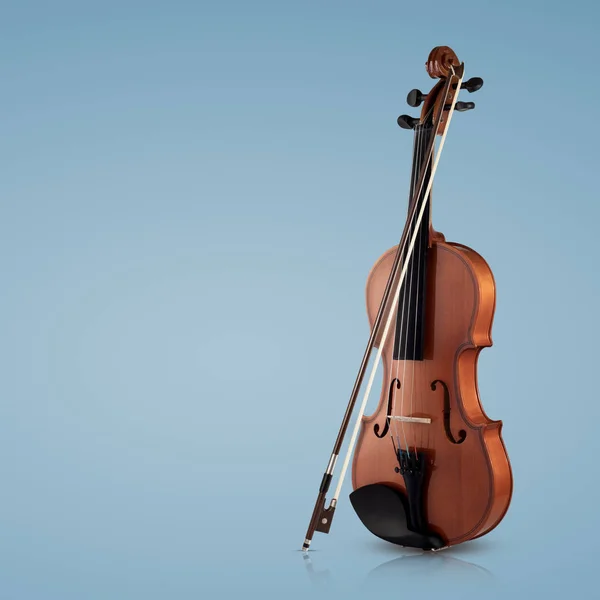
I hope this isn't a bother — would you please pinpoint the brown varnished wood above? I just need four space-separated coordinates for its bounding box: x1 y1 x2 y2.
421 46 462 136
351 236 513 546
300 45 509 553
426 46 461 79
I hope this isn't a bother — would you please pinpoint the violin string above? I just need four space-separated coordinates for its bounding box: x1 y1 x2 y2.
400 123 423 457
390 107 433 458
428 127 437 453
427 131 436 454
330 71 463 505
389 100 435 457
416 78 455 454
420 122 431 454
410 122 426 454
398 122 423 458
415 123 432 454
402 102 445 455
418 121 429 452
391 123 420 456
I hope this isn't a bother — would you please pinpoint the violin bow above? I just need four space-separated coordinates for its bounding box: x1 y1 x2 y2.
301 60 465 551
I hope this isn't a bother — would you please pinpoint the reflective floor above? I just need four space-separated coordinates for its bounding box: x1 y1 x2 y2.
2 456 595 600
3 1 600 593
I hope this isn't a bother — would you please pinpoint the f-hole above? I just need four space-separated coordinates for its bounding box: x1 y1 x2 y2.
431 379 466 444
374 378 401 438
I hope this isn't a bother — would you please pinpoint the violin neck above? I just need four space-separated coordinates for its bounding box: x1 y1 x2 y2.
408 123 435 247
391 123 435 362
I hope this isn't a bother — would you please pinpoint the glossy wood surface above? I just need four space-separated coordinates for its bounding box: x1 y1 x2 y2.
351 237 513 545
421 46 462 136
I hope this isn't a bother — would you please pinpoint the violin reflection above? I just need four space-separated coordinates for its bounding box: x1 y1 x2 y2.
365 552 494 586
300 548 493 590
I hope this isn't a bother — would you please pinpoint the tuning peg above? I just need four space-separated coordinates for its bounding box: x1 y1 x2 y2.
397 114 419 130
406 89 427 107
455 101 475 112
461 77 483 93
443 101 475 112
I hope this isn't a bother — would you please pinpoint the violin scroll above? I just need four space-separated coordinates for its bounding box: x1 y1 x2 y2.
425 46 461 79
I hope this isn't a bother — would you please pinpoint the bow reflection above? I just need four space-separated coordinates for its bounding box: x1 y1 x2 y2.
301 552 332 587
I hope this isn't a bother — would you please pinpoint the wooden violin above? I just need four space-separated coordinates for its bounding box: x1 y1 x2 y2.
302 46 513 552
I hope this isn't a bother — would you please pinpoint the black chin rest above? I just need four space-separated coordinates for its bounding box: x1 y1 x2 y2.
349 483 445 550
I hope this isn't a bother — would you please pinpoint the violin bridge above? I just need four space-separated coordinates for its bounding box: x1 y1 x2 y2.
389 416 431 424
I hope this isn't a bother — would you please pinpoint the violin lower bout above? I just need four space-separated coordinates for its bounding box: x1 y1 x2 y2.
351 238 513 547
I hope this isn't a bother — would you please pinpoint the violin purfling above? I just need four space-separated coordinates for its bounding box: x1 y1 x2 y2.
301 46 513 552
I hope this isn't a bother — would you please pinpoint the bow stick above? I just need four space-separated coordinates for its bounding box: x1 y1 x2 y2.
302 63 464 551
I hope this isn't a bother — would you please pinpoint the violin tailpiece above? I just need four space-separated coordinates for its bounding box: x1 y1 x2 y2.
349 482 445 551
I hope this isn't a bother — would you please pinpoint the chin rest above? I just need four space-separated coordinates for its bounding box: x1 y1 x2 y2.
349 483 445 550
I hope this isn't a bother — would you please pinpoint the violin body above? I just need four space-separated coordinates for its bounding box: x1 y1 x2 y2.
351 231 512 546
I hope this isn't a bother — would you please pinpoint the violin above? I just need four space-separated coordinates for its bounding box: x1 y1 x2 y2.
302 46 513 552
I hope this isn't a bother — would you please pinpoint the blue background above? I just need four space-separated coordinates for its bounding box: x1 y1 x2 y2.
1 1 599 598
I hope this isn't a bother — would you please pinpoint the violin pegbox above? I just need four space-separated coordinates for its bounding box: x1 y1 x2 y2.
421 46 464 135
398 46 484 134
